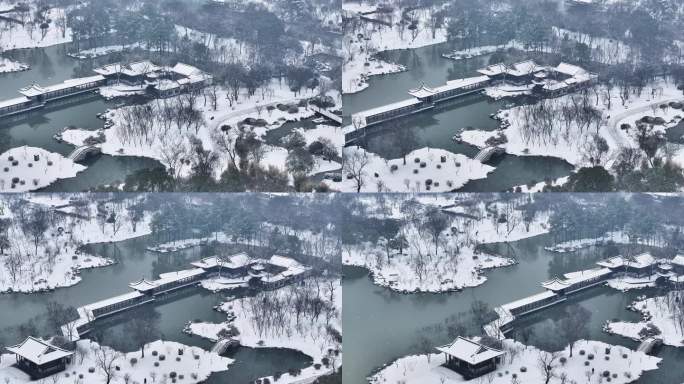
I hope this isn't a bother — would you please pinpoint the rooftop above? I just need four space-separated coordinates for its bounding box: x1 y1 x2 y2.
129 278 158 291
191 253 252 270
0 96 31 109
541 267 612 291
436 337 505 365
501 290 558 312
354 97 424 121
85 290 146 311
597 253 656 270
6 337 73 365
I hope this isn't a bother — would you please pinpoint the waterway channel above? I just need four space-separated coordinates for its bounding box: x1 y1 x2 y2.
342 233 684 384
0 231 311 382
342 44 574 192
0 43 169 191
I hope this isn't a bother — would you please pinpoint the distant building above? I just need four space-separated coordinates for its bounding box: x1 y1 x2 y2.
94 60 162 85
671 255 684 275
478 60 597 97
93 61 212 98
436 337 505 379
6 337 74 380
597 253 658 277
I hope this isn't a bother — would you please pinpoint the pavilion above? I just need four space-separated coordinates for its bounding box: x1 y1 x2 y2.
6 337 73 380
436 336 505 379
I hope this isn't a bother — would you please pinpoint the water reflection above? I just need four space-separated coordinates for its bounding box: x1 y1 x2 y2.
343 235 684 384
0 44 163 190
342 43 574 192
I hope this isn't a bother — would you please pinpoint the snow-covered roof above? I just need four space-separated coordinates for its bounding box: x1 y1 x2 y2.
18 84 47 97
541 268 612 291
156 268 206 284
355 98 424 120
563 267 612 281
597 256 624 269
626 253 656 269
436 337 505 365
129 278 158 291
171 63 203 77
95 60 161 77
6 337 73 365
0 96 31 109
501 290 557 312
555 62 587 77
407 84 436 98
268 255 300 268
192 253 252 269
86 291 146 311
19 76 105 97
597 254 656 269
477 63 508 76
507 60 543 77
124 61 161 76
430 76 490 94
671 255 684 267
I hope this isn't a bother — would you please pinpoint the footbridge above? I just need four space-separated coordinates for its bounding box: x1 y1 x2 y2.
310 106 342 125
68 145 101 162
211 338 239 354
474 146 505 163
637 337 663 355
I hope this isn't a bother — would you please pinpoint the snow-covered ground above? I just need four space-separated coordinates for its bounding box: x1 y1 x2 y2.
369 339 660 384
187 277 341 383
461 79 684 168
0 146 86 192
606 275 659 291
339 146 493 193
0 339 233 384
343 2 448 93
344 197 550 292
61 81 342 182
606 292 684 347
552 27 633 65
0 56 29 73
0 195 152 293
0 6 72 51
67 43 144 59
545 231 631 253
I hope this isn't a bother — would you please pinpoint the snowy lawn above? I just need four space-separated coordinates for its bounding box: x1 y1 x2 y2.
369 339 660 384
344 197 550 293
461 79 684 168
0 6 72 50
342 2 447 94
187 277 341 384
0 146 86 192
0 195 152 293
62 82 342 182
0 339 232 384
338 146 493 193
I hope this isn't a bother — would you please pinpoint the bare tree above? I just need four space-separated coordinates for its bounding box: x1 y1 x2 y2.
537 351 560 384
342 150 370 193
558 304 591 357
93 345 121 384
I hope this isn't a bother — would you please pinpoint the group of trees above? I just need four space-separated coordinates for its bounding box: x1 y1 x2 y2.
0 196 146 289
546 194 683 251
148 194 342 263
445 0 681 66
